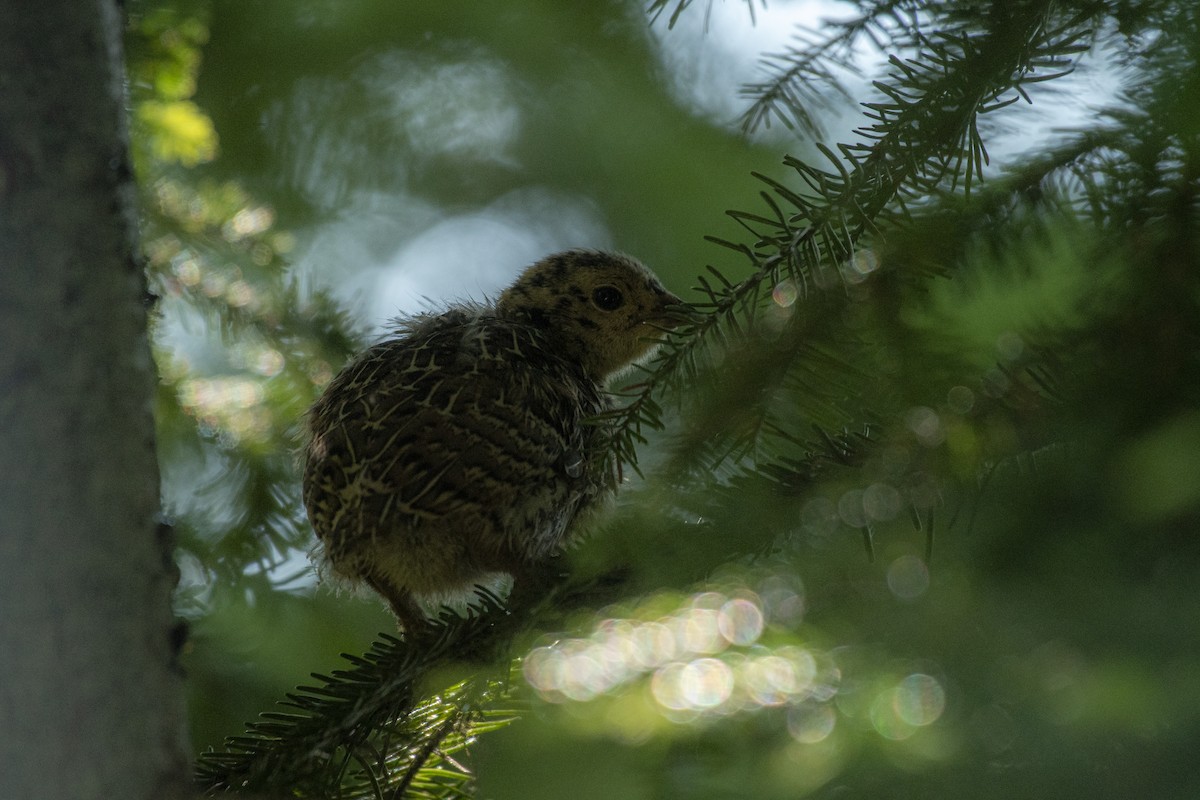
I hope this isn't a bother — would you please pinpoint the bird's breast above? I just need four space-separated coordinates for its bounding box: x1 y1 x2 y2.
303 315 617 555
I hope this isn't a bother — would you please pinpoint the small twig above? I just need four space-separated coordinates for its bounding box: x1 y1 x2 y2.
389 710 462 799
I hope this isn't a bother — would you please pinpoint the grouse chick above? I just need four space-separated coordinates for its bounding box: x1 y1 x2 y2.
302 250 683 631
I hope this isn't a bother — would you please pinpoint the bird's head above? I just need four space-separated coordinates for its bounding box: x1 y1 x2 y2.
496 250 689 381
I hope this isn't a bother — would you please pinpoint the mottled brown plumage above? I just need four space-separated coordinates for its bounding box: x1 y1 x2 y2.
302 250 683 630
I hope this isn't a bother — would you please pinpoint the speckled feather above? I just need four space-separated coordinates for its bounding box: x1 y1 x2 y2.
302 250 682 630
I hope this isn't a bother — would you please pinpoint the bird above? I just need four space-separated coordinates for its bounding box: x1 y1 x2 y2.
302 249 685 632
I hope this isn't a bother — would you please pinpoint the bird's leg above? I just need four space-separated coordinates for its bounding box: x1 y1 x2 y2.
364 572 429 636
505 556 569 617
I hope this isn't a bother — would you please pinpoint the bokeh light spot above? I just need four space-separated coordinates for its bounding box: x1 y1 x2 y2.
870 689 913 740
947 384 975 414
225 206 274 240
906 406 945 447
178 376 270 442
887 556 930 600
675 607 726 655
679 658 735 710
173 256 201 287
772 280 799 307
759 575 806 627
226 280 256 308
651 662 689 711
718 598 764 646
894 673 946 727
788 704 837 744
863 483 902 521
630 621 677 668
743 649 817 707
837 489 867 528
524 588 838 724
996 331 1024 361
841 248 880 283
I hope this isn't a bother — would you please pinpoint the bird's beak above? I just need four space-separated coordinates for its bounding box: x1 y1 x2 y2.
655 291 702 329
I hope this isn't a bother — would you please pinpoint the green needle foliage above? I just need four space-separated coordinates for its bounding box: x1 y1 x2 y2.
194 577 631 797
195 596 521 798
603 1 1104 491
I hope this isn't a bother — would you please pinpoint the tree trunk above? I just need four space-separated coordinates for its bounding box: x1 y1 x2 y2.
0 1 191 797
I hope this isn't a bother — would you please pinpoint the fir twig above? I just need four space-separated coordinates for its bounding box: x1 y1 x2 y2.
602 0 1097 482
195 595 522 798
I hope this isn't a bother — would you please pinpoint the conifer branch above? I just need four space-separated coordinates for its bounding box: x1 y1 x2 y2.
646 0 760 30
195 596 523 798
195 566 634 798
606 0 1093 480
740 0 916 136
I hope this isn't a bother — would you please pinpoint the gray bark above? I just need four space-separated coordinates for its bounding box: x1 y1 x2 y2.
0 1 191 798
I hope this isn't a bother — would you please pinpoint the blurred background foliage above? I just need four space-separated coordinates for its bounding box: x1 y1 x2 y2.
126 0 1200 797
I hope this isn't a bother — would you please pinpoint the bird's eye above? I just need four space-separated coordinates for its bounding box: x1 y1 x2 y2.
591 286 624 311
